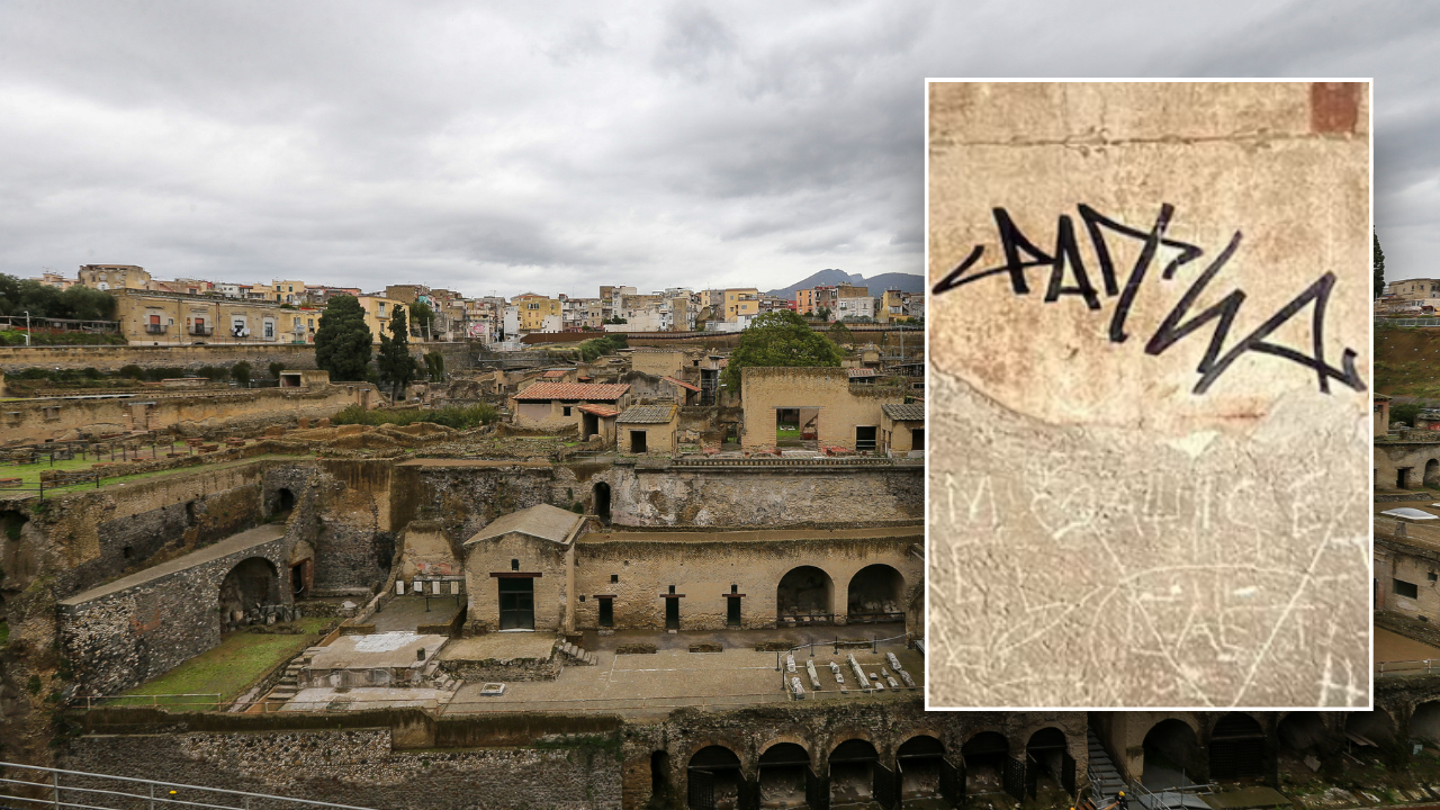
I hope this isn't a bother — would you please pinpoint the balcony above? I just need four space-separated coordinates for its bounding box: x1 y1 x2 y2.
144 324 168 335
190 325 213 336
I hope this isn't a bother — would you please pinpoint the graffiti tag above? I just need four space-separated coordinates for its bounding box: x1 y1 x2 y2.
932 204 1365 395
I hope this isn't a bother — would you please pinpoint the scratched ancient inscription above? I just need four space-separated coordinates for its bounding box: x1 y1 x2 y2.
926 81 1370 708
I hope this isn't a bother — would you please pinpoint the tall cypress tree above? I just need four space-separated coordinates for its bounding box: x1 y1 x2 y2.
378 306 416 403
1375 231 1386 299
313 295 373 381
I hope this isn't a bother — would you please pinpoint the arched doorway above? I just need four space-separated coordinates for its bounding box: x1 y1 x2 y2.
1345 709 1395 750
898 735 955 804
830 739 884 807
1413 701 1440 743
1142 719 1202 789
847 564 904 623
1210 713 1266 780
962 731 1011 798
1427 460 1440 488
218 557 279 633
1277 713 1326 759
1025 727 1071 797
688 746 743 810
594 482 611 522
758 743 811 809
777 566 834 626
273 487 295 516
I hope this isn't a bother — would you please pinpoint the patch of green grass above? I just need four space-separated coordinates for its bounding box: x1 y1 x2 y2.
116 617 331 707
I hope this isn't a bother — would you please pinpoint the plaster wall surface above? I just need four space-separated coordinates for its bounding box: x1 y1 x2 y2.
927 81 1370 707
740 367 904 450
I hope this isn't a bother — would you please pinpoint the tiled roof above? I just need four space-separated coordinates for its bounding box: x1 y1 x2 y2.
513 382 630 401
882 403 925 422
542 369 571 378
616 403 677 424
847 368 877 378
662 376 700 392
577 404 620 417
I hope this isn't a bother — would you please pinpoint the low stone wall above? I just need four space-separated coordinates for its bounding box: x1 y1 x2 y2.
438 654 562 683
63 728 622 810
0 341 476 375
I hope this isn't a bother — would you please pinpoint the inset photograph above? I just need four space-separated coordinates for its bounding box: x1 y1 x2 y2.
926 81 1372 708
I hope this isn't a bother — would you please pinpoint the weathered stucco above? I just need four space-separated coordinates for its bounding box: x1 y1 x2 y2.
927 82 1370 708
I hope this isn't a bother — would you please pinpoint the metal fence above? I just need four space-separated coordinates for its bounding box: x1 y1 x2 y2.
1376 659 1440 677
0 761 379 810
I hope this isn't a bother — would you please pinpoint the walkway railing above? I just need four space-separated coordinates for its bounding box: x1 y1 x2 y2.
0 761 379 810
1377 659 1440 677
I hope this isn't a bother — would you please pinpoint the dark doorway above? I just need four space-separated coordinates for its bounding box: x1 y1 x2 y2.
758 743 810 809
1210 713 1265 780
290 560 310 596
910 427 924 452
898 735 946 803
598 597 614 628
631 430 648 453
1429 459 1440 487
583 412 600 440
1143 719 1202 789
1399 467 1412 488
689 745 743 810
652 751 670 803
777 565 834 626
727 597 741 629
1024 727 1068 797
665 597 680 630
847 564 904 623
856 425 877 451
830 739 881 807
962 731 1010 797
218 557 279 633
594 482 611 522
498 578 535 630
274 488 296 515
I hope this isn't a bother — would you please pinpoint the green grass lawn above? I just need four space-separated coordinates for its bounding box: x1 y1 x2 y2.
0 451 314 496
776 426 800 440
114 617 332 708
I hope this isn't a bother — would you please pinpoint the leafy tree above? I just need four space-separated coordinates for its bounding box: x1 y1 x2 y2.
409 301 435 337
723 310 842 393
377 306 417 402
231 361 252 387
268 361 285 379
827 321 854 346
424 351 445 382
815 306 831 322
1375 231 1386 299
314 295 373 381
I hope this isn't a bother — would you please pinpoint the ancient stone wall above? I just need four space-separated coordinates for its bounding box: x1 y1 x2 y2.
0 341 476 375
62 729 622 810
572 534 921 631
57 530 292 695
0 384 371 446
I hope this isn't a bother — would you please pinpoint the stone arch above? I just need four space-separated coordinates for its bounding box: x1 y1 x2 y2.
1427 459 1440 488
1025 727 1069 795
272 486 296 516
1208 712 1267 781
1142 718 1203 788
962 730 1012 797
1346 708 1396 747
757 742 811 809
830 738 881 807
846 563 905 622
1412 700 1440 743
687 745 745 810
217 557 279 633
776 565 834 625
897 734 947 803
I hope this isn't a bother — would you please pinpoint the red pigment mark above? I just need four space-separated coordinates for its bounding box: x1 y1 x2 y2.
1310 82 1360 134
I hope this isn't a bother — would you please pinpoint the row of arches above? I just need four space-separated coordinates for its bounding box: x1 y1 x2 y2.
777 564 905 625
673 727 1076 810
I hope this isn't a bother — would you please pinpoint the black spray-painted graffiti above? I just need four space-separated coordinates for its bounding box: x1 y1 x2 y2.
932 204 1366 395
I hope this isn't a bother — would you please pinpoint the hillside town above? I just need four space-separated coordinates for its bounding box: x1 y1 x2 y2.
9 264 925 348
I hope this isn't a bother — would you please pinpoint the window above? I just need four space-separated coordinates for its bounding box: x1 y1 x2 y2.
611 574 619 584
1395 579 1420 599
562 406 572 417
263 320 275 340
511 559 519 571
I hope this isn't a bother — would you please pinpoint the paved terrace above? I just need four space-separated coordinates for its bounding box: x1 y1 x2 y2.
579 526 922 544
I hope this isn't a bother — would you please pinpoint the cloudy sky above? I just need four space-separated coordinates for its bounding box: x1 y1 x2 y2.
0 2 1433 299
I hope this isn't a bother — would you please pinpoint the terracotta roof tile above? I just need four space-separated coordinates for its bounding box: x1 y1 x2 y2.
662 376 700 392
577 404 620 417
513 382 631 401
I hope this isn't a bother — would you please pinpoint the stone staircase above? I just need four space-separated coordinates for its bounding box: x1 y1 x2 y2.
420 657 462 692
1088 728 1126 805
266 646 327 703
556 638 598 666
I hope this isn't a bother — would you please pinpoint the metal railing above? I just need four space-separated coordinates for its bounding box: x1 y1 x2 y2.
1376 658 1440 677
0 761 380 810
81 693 223 711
